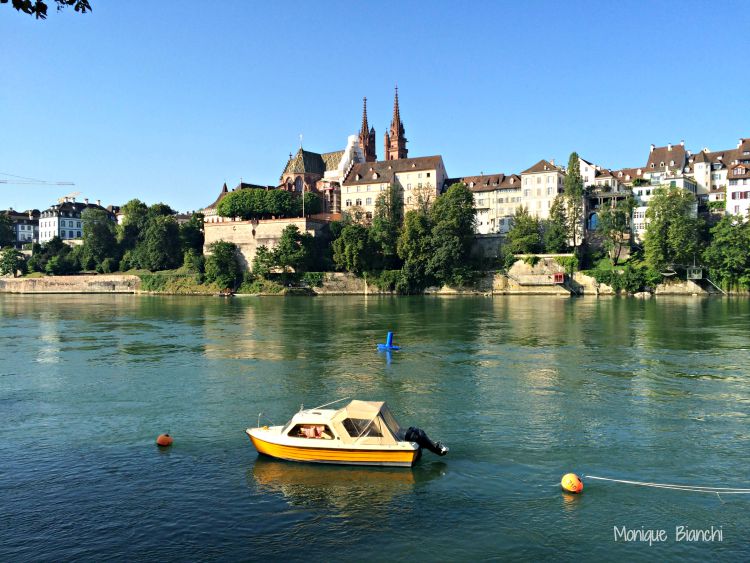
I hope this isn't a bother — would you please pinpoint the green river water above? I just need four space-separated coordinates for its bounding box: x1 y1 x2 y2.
1 294 749 561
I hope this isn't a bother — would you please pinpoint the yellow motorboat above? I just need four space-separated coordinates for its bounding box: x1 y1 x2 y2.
246 399 448 467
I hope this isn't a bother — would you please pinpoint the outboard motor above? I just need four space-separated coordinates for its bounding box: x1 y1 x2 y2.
404 427 449 456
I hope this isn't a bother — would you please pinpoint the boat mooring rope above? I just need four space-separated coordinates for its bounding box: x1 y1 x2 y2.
584 475 750 495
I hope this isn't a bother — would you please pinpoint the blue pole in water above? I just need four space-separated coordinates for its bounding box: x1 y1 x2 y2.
386 331 393 347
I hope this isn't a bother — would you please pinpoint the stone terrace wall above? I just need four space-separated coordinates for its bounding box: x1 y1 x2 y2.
204 218 328 270
0 275 140 293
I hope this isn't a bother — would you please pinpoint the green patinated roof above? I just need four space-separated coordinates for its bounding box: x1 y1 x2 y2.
280 148 344 180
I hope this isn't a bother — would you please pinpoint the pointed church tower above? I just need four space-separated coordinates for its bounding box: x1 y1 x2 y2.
384 86 408 160
358 97 377 162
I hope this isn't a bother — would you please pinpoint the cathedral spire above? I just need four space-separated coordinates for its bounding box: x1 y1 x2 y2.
385 85 408 160
360 97 369 138
358 95 377 162
391 86 401 132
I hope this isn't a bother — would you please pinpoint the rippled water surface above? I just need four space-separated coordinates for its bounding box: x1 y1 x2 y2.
1 295 749 561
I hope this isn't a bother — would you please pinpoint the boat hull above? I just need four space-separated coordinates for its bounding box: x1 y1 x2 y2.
247 430 419 467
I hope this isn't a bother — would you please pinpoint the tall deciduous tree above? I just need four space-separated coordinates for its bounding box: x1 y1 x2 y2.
397 210 434 293
505 206 542 254
205 241 243 290
644 186 701 272
137 215 181 271
0 214 15 248
0 247 25 277
81 207 118 271
332 223 373 274
427 183 476 286
597 196 634 265
180 213 204 254
564 152 584 248
2 0 91 19
370 184 403 269
543 196 569 253
118 199 149 250
273 225 313 276
702 215 750 290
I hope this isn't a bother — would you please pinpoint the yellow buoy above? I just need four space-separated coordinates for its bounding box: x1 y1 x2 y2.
561 473 583 493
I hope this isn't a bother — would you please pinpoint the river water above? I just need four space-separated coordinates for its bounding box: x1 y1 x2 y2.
1 294 749 561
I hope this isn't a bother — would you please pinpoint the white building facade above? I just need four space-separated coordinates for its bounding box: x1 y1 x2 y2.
520 160 565 220
342 155 448 219
39 198 112 244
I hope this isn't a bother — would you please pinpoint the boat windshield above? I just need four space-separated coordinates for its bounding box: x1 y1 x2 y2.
379 408 402 437
342 418 383 438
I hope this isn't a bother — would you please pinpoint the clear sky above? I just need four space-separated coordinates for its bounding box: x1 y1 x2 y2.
2 0 749 213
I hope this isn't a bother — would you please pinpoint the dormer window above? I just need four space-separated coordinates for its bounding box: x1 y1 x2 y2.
670 160 674 166
651 163 655 168
355 174 361 181
372 173 379 179
659 162 664 167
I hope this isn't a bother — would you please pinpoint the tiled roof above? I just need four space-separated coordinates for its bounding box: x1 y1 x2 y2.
204 182 274 210
729 163 750 180
521 159 561 174
613 167 644 182
446 173 522 192
322 150 345 171
691 150 710 164
205 183 229 210
1 209 39 220
343 156 444 186
280 148 343 180
645 144 688 173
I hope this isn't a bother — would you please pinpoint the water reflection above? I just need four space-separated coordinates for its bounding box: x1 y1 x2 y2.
249 457 446 512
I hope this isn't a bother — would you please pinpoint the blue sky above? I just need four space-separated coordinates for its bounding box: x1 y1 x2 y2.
2 1 749 212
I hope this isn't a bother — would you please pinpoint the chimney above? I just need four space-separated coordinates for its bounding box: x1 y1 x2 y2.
680 140 685 146
550 159 555 166
96 199 101 206
71 196 76 203
740 139 744 148
650 144 655 152
667 143 672 151
703 147 709 153
84 198 89 204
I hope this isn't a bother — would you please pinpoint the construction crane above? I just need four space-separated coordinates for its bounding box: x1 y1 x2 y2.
0 171 75 186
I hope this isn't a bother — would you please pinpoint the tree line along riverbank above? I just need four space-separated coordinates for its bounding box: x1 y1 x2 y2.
2 173 750 295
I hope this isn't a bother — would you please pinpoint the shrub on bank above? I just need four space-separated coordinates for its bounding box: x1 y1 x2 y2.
138 271 217 294
236 278 284 294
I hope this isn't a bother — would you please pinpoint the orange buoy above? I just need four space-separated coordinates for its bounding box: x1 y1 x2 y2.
561 473 583 494
156 433 173 447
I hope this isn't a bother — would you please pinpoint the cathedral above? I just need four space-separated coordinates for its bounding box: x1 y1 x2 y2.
204 87 411 219
358 87 408 162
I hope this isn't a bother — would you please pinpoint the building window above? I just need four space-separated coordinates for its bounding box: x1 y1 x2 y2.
345 200 352 207
407 183 411 189
77 231 81 238
365 198 372 205
536 177 541 184
426 172 431 177
77 222 81 228
418 173 422 178
407 196 412 204
355 199 362 206
418 183 422 188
